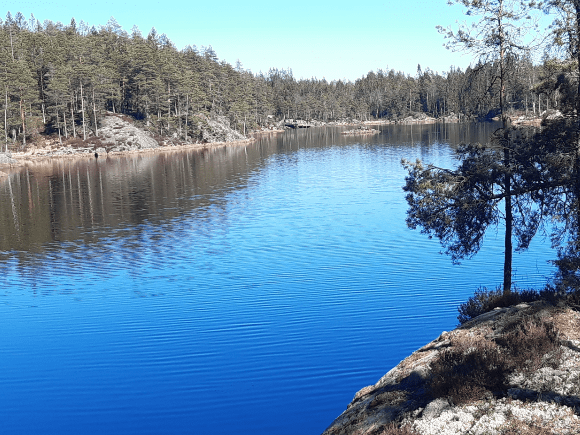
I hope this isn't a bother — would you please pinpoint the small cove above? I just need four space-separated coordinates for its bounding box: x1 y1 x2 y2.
0 123 555 434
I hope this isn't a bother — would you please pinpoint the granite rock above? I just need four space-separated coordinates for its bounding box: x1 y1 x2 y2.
323 301 580 435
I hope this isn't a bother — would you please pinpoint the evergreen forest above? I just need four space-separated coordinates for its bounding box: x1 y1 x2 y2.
0 10 565 149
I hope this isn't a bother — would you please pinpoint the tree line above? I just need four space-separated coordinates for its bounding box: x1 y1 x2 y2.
0 10 566 150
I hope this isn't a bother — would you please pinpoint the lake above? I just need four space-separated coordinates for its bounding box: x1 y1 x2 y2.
0 123 555 434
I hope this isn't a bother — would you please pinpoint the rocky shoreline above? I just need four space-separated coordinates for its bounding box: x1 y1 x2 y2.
0 112 255 169
259 112 546 130
0 112 549 172
0 114 389 169
341 126 380 135
323 299 580 435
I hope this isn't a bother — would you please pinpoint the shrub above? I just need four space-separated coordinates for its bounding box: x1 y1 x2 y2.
64 137 84 148
519 288 543 303
457 286 542 325
496 317 562 372
566 288 580 309
429 316 562 405
85 137 104 148
118 114 134 124
540 286 560 305
429 336 507 405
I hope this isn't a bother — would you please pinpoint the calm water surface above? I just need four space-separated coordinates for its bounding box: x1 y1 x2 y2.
0 124 555 434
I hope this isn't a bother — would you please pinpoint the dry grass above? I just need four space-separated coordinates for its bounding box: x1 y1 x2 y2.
61 136 105 150
377 423 419 435
495 316 562 373
367 390 407 410
457 287 543 324
85 137 105 148
430 334 506 404
429 315 562 405
549 308 580 341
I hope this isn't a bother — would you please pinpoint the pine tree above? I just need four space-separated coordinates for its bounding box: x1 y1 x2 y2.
430 0 541 291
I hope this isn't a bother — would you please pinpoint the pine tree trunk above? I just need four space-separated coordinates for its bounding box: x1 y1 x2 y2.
4 85 8 152
499 0 512 292
63 108 68 139
70 96 76 137
185 94 189 141
92 88 98 136
80 81 86 140
20 97 26 146
57 111 62 144
177 94 181 138
504 145 513 292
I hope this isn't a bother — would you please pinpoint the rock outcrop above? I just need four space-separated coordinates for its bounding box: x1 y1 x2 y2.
0 152 18 165
542 109 564 121
284 119 314 129
341 126 379 135
6 112 250 163
323 300 580 435
99 114 159 152
440 112 462 123
198 114 247 143
400 113 438 124
100 112 247 148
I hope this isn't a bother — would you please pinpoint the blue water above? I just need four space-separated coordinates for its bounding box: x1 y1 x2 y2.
0 124 555 434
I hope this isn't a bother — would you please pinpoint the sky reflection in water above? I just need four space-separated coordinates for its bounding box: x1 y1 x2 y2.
0 124 555 435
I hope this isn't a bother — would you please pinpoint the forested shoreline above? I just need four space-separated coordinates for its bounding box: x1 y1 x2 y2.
0 11 565 150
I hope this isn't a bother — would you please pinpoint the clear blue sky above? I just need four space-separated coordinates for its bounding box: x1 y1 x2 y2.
5 1 490 81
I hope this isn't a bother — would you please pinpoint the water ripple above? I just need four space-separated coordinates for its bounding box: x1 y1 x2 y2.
0 124 556 435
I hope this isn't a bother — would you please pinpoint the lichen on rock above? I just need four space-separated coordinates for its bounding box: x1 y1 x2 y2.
100 114 159 152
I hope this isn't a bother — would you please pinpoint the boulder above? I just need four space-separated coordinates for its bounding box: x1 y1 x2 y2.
99 114 159 152
200 114 247 143
0 152 17 165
